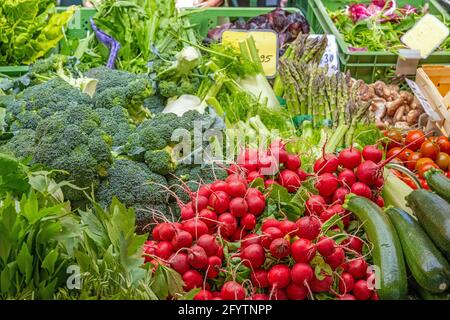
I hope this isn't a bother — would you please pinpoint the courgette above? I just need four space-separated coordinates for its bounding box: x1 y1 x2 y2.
386 207 450 293
406 189 450 260
343 195 407 300
424 168 450 203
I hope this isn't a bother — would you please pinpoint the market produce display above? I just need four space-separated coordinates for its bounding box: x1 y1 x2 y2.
329 0 450 53
1 0 450 302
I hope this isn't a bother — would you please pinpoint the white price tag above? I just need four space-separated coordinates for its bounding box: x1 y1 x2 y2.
405 78 441 122
309 34 339 75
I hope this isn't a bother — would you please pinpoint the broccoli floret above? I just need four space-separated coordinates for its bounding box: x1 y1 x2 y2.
32 104 112 201
4 78 92 131
123 132 146 162
96 106 135 147
28 55 80 85
158 79 197 98
96 159 168 210
0 129 35 160
144 146 176 175
143 93 167 114
86 67 154 124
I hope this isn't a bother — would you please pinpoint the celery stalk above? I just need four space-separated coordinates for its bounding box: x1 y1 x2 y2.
382 169 414 216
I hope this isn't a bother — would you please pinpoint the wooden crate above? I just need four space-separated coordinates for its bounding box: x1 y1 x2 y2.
416 66 450 135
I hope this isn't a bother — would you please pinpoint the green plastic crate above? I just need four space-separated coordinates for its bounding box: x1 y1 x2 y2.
306 0 450 83
0 6 304 77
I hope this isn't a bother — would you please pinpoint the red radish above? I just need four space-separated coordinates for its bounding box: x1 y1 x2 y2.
319 209 335 222
249 294 269 300
374 176 384 189
221 281 246 300
371 292 379 300
278 169 302 192
171 230 193 251
269 145 288 164
269 238 291 259
192 195 209 212
291 238 317 263
351 182 372 199
169 252 190 275
155 241 173 260
347 258 368 279
271 288 289 300
194 290 213 300
375 194 385 207
237 150 258 173
251 269 269 288
180 204 195 220
305 195 327 215
206 256 222 279
183 270 203 291
344 236 363 253
315 173 339 197
212 297 223 300
247 171 263 183
197 185 212 198
317 237 336 257
285 154 301 171
353 280 372 300
188 245 208 269
173 222 182 230
228 180 247 197
362 145 382 163
262 218 281 231
196 234 219 256
261 227 284 249
340 293 357 300
279 219 298 235
297 169 308 181
314 154 339 174
332 187 350 204
325 247 345 269
267 265 291 289
152 224 162 241
182 219 208 239
198 209 217 227
231 227 247 242
338 148 362 169
208 191 230 213
296 216 321 240
246 187 265 200
229 197 248 217
241 243 265 268
217 213 237 238
241 234 261 248
211 180 230 194
216 246 224 260
240 213 256 230
310 274 333 293
258 154 279 175
338 169 357 187
227 164 240 175
286 283 308 300
226 173 247 186
264 179 279 188
291 263 313 286
339 272 355 294
246 194 266 216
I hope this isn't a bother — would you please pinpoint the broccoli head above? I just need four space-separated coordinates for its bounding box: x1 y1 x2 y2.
32 104 112 201
144 146 176 175
158 79 198 98
95 159 169 210
96 106 135 147
0 129 35 160
28 55 80 85
87 67 154 124
4 78 92 131
143 93 167 114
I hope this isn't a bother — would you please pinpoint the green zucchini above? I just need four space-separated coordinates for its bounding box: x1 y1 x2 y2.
424 168 450 203
406 189 450 260
343 195 407 300
386 207 450 293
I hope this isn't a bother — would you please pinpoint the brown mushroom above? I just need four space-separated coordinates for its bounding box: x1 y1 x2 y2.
400 91 414 105
386 98 404 116
394 106 406 122
406 109 420 126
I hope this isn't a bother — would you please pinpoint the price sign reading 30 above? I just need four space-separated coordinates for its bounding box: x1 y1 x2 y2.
222 30 279 79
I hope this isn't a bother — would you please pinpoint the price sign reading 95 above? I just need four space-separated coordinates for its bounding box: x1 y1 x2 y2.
222 30 279 79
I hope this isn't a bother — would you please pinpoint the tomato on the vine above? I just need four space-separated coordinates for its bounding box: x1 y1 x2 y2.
405 130 426 151
406 152 422 171
438 140 450 155
436 152 450 171
386 147 403 161
418 162 439 179
415 157 434 171
420 140 440 161
384 129 403 149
